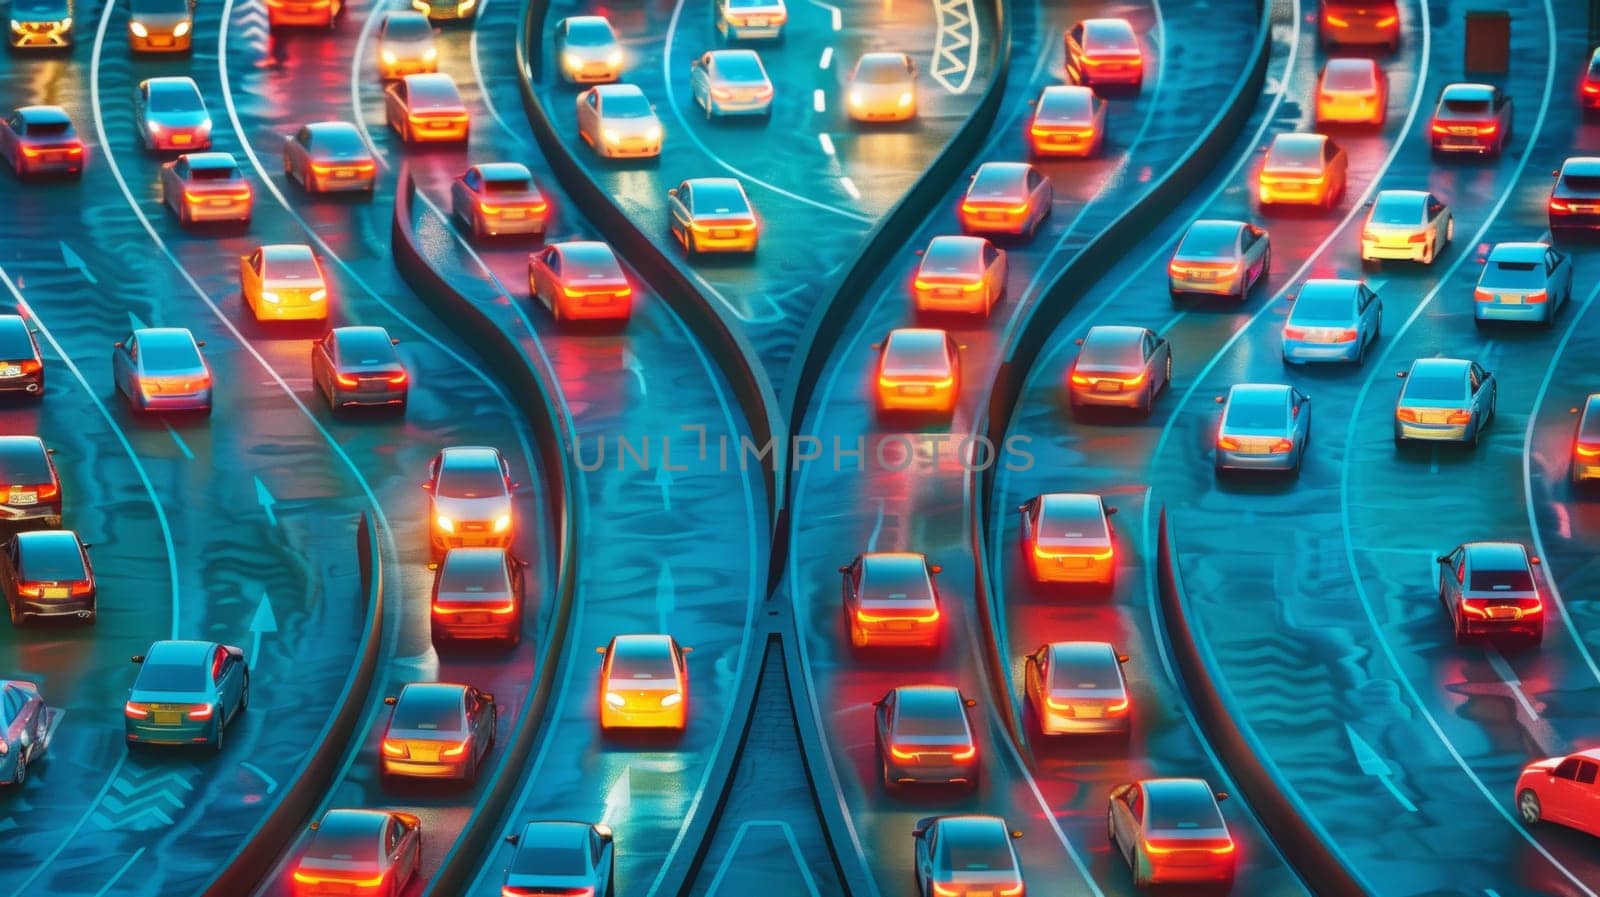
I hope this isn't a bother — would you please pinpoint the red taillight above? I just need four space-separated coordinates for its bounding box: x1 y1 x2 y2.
69 580 92 596
1375 14 1397 26
292 870 385 888
1574 442 1600 458
1146 839 1235 855
503 889 593 897
1584 83 1600 95
1107 698 1130 714
381 739 408 758
1550 199 1571 212
1446 410 1472 424
1408 233 1427 243
310 160 375 175
1283 325 1306 340
1525 291 1549 304
439 740 469 758
1474 288 1493 302
1070 373 1091 385
1430 123 1449 134
889 745 917 760
951 744 977 761
856 607 939 624
336 373 359 388
1324 13 1349 26
32 482 58 500
1477 124 1498 136
187 704 213 720
388 371 408 386
931 885 961 897
1333 328 1358 342
124 702 150 718
1269 438 1294 453
1396 408 1418 422
1217 436 1240 450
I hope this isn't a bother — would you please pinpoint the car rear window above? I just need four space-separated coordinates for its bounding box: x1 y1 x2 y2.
306 830 379 863
0 321 34 358
1291 288 1354 324
191 165 240 181
1050 652 1120 690
690 182 748 213
19 537 84 580
438 554 510 594
1265 139 1323 170
411 83 462 109
882 333 950 376
1478 261 1542 289
509 842 588 875
1440 98 1491 117
335 329 398 363
266 252 320 279
313 128 366 154
1224 396 1286 429
565 247 625 279
610 643 676 680
135 663 206 692
484 176 532 194
860 557 932 600
0 446 50 483
150 85 204 113
940 833 1013 872
968 165 1024 197
391 692 463 730
1370 195 1424 225
1323 64 1374 91
1038 89 1091 119
1038 504 1107 540
892 693 966 739
384 15 432 39
1403 372 1466 402
1078 335 1143 367
1147 788 1225 830
1560 174 1600 192
26 122 71 138
1469 567 1533 591
921 239 980 274
1084 22 1137 51
713 53 766 82
1176 224 1237 257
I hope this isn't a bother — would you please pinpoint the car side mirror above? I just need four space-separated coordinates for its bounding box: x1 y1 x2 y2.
45 447 56 455
80 542 92 549
1552 169 1560 177
384 696 397 705
1572 407 1581 414
309 821 320 831
681 646 694 654
595 646 608 654
873 698 885 707
131 655 145 663
426 562 438 571
114 341 124 349
1017 503 1029 513
912 829 925 839
1105 507 1118 516
1215 792 1230 802
1285 293 1295 302
958 343 968 351
913 248 924 256
504 834 521 845
929 564 943 574
1116 653 1129 663
1396 371 1408 378
1214 395 1225 404
395 812 421 828
195 340 206 347
480 692 495 703
1530 556 1542 565
1010 831 1023 839
391 338 401 345
870 343 882 350
964 698 976 707
421 482 432 491
595 823 613 840
1292 405 1301 417
1436 555 1450 564
838 564 850 573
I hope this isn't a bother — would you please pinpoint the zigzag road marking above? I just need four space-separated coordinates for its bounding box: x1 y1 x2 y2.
91 764 199 831
930 0 979 94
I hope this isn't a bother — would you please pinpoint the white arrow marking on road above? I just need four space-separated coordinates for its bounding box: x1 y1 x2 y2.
601 766 632 824
1345 723 1417 811
250 592 278 665
655 463 673 511
622 348 647 395
241 761 279 795
59 241 99 284
655 564 675 633
254 476 278 527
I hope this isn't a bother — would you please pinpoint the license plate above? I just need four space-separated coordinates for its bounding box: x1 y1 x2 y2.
1488 607 1517 619
413 748 439 761
748 16 767 24
1310 331 1342 343
1064 557 1089 568
154 711 181 725
1191 271 1217 281
968 891 992 897
1094 381 1121 392
1444 142 1478 149
173 134 192 145
335 168 354 177
713 228 736 238
936 287 960 297
1050 134 1072 142
1500 294 1522 304
463 523 485 532
9 491 36 505
44 153 64 163
502 209 525 219
900 385 931 395
152 36 172 45
1078 706 1103 718
983 212 1004 221
583 295 611 304
43 586 68 598
428 120 451 129
209 199 232 206
887 620 912 631
461 612 490 624
0 366 19 377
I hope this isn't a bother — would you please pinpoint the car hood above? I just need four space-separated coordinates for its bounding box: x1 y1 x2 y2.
852 80 912 99
135 12 190 26
564 43 615 61
601 115 660 136
431 494 510 521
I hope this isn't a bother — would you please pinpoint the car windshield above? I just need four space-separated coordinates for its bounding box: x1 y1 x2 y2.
1038 90 1091 119
306 828 379 863
610 643 675 680
565 247 624 279
1560 173 1600 192
1176 224 1237 258
1370 196 1424 225
135 663 205 692
1078 334 1143 367
1225 395 1286 429
860 558 931 600
1085 23 1137 51
882 333 949 376
150 86 204 113
969 166 1024 198
728 0 776 8
1403 371 1466 402
484 176 533 194
690 183 748 214
1478 260 1543 289
410 84 461 109
601 92 652 118
1039 503 1106 539
1148 788 1225 830
266 252 319 279
1265 139 1323 170
509 841 587 875
191 165 240 180
1323 64 1374 91
564 18 613 44
1591 55 1600 77
20 538 84 580
1440 97 1491 117
142 337 200 371
384 15 431 39
892 693 966 738
436 460 504 499
856 58 908 84
391 692 462 730
1469 566 1534 591
1050 651 1120 690
942 832 1013 872
439 555 510 594
713 53 766 82
1291 287 1354 324
921 240 979 274
25 121 71 138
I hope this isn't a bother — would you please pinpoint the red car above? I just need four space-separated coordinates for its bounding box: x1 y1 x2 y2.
1317 0 1398 52
1582 47 1600 113
1549 156 1600 235
1064 18 1142 89
1516 748 1600 838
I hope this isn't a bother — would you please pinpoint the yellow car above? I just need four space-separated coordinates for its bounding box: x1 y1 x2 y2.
668 178 759 255
386 73 469 144
598 634 691 733
239 244 329 322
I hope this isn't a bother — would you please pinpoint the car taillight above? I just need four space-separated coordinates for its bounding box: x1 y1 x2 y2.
388 371 408 386
70 580 92 596
856 608 939 623
1430 123 1450 134
1145 839 1235 855
962 201 1028 216
889 745 917 760
18 359 40 374
124 702 150 718
1332 328 1357 342
1283 325 1307 339
292 870 385 888
503 889 594 897
1550 199 1571 212
1375 14 1397 26
1270 438 1294 453
951 744 976 761
931 885 961 897
15 584 43 598
32 483 58 500
1324 13 1349 26
1107 698 1130 714
1478 124 1498 136
186 704 213 720
381 739 408 758
1474 288 1493 302
1525 291 1548 304
1585 83 1600 95
998 885 1024 897
1217 436 1239 450
1445 410 1472 424
1396 408 1418 422
336 373 359 388
439 740 469 758
1407 233 1427 243
1460 598 1489 617
712 88 734 101
1574 442 1600 458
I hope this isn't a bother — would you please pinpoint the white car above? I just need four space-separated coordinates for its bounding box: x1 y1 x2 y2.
847 52 917 123
576 84 663 159
716 0 785 39
1361 189 1453 265
555 15 621 84
690 50 773 118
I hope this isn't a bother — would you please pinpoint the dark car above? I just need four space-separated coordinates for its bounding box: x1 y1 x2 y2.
2 529 94 625
1548 156 1600 235
1428 83 1513 158
0 106 85 178
0 315 44 397
875 685 979 792
912 815 1026 897
124 640 249 750
0 436 61 528
840 552 942 650
311 326 407 412
1437 542 1544 645
379 682 497 784
430 547 525 646
503 821 615 897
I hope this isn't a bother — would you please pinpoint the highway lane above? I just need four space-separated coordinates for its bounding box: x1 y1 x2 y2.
528 0 995 373
363 4 770 896
782 0 1298 893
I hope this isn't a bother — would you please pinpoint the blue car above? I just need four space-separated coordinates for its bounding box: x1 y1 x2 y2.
1394 357 1496 446
124 640 248 751
1472 242 1573 327
112 328 213 414
1282 279 1382 364
1214 384 1311 475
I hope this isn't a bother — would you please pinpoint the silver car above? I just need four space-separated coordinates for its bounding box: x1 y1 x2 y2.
847 52 918 122
503 821 615 897
576 84 662 159
1168 219 1271 300
1473 242 1573 327
1438 542 1543 645
1393 357 1495 446
0 679 51 786
1213 384 1311 475
135 76 212 152
555 15 621 84
112 327 212 414
1066 324 1171 415
379 682 497 784
715 0 786 39
1023 641 1131 736
912 816 1026 897
691 50 774 118
1281 278 1382 364
424 446 516 558
1361 189 1453 265
1569 393 1600 486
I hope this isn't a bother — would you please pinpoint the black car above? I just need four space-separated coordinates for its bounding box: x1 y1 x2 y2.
503 821 615 897
0 315 43 398
311 326 407 412
2 529 94 624
0 437 61 528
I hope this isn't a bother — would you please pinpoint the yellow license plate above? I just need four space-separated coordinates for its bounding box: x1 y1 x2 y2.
173 134 192 145
713 229 736 238
9 491 36 504
154 711 181 725
1500 295 1522 304
43 587 67 598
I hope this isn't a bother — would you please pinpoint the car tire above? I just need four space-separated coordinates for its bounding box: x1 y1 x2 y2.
239 673 249 712
1132 847 1153 888
7 600 22 626
212 713 225 752
1518 789 1542 824
11 751 24 786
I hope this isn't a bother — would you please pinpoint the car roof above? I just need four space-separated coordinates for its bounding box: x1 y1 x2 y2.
1142 777 1217 804
933 815 1008 842
135 327 199 350
1441 82 1495 100
1485 242 1549 262
563 14 610 25
1408 357 1470 377
383 9 430 24
332 325 393 343
182 152 239 169
1375 189 1429 203
1038 492 1103 518
305 120 362 137
473 162 532 181
441 546 510 571
858 51 910 66
1325 57 1377 74
439 445 503 467
1082 16 1135 34
1188 219 1245 238
685 176 743 191
1228 383 1291 403
1083 324 1146 347
1041 84 1094 101
1298 278 1363 299
0 315 29 338
146 76 199 92
403 72 460 92
16 105 70 124
146 639 217 664
709 48 761 62
886 327 948 350
1048 640 1117 663
1570 748 1600 763
1463 541 1529 569
1560 156 1600 176
974 161 1030 179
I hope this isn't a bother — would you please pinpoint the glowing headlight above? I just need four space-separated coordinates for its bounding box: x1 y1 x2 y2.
411 0 429 12
458 0 476 11
602 128 620 144
129 20 148 36
605 49 622 66
848 89 863 107
492 513 511 533
261 290 281 304
897 91 913 107
435 514 455 533
9 21 21 32
381 49 396 64
644 125 662 142
605 692 626 709
173 19 190 36
422 46 437 60
660 693 683 707
309 288 327 302
58 17 70 28
563 51 582 70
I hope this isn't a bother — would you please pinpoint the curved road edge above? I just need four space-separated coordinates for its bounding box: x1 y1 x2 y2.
390 172 584 897
770 0 1011 584
967 0 1272 738
515 0 785 563
200 512 388 897
1153 508 1370 897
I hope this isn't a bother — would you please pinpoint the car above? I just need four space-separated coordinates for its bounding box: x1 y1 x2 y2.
2 530 95 625
667 177 759 255
1109 779 1236 888
1167 219 1270 300
386 72 469 143
1548 156 1600 235
716 0 786 39
283 122 376 194
1315 57 1387 126
128 0 195 52
267 0 341 28
0 314 44 397
162 153 253 226
528 240 633 322
959 162 1052 238
411 0 474 22
1024 641 1130 736
1257 132 1347 210
1394 358 1495 446
451 162 548 239
1583 47 1600 114
1018 492 1117 585
113 327 212 414
1317 0 1399 51
1027 84 1105 158
424 446 515 558
0 106 84 177
239 244 329 323
912 235 1006 316
847 52 918 122
555 15 621 84
913 816 1026 897
135 77 211 152
1065 18 1143 89
1361 189 1453 265
576 84 663 158
0 680 50 786
1214 384 1311 475
875 685 978 791
292 809 420 897
1429 83 1513 157
690 49 774 119
311 326 408 411
1516 749 1600 837
124 640 248 750
379 682 497 783
376 11 437 79
1067 324 1171 414
1473 242 1572 327
1282 278 1382 364
1438 542 1544 645
1570 394 1600 486
8 0 72 47
0 437 61 528
839 552 943 650
503 822 616 897
597 634 690 733
874 327 960 415
430 547 525 646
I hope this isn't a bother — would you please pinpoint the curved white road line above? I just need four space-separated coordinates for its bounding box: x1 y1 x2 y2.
929 0 980 94
466 0 526 145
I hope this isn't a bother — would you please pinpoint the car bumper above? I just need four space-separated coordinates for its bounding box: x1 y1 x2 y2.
1475 301 1550 322
254 302 328 321
379 58 438 79
884 761 977 786
598 139 661 158
1215 448 1296 470
402 122 468 142
130 32 191 51
1282 338 1361 362
137 388 212 411
1317 100 1382 123
126 720 212 744
960 211 1029 235
1031 132 1095 156
476 211 546 235
1259 183 1327 205
1169 273 1244 295
1081 68 1141 87
419 5 475 20
722 21 782 38
0 370 43 393
1460 618 1542 638
0 503 61 526
1395 421 1470 441
9 31 72 48
1362 239 1425 261
689 230 758 252
709 97 773 116
15 596 95 618
330 385 406 408
556 296 632 320
430 530 513 553
1069 381 1143 407
1550 211 1600 229
877 388 954 412
17 156 82 175
433 614 518 642
1572 459 1600 482
600 705 685 730
382 757 468 779
1037 709 1129 735
180 198 251 221
851 622 937 648
1319 23 1397 46
561 62 620 83
849 106 916 122
1150 859 1236 885
1028 555 1113 583
914 287 986 314
1432 135 1496 154
309 172 376 192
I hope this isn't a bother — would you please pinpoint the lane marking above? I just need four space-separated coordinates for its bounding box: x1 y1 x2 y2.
865 497 885 551
163 422 194 460
466 0 526 145
813 89 826 113
839 176 860 200
1485 650 1541 722
704 821 821 897
91 847 146 897
818 47 833 69
1345 723 1418 812
817 132 834 155
240 761 279 795
803 0 841 29
929 0 979 94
